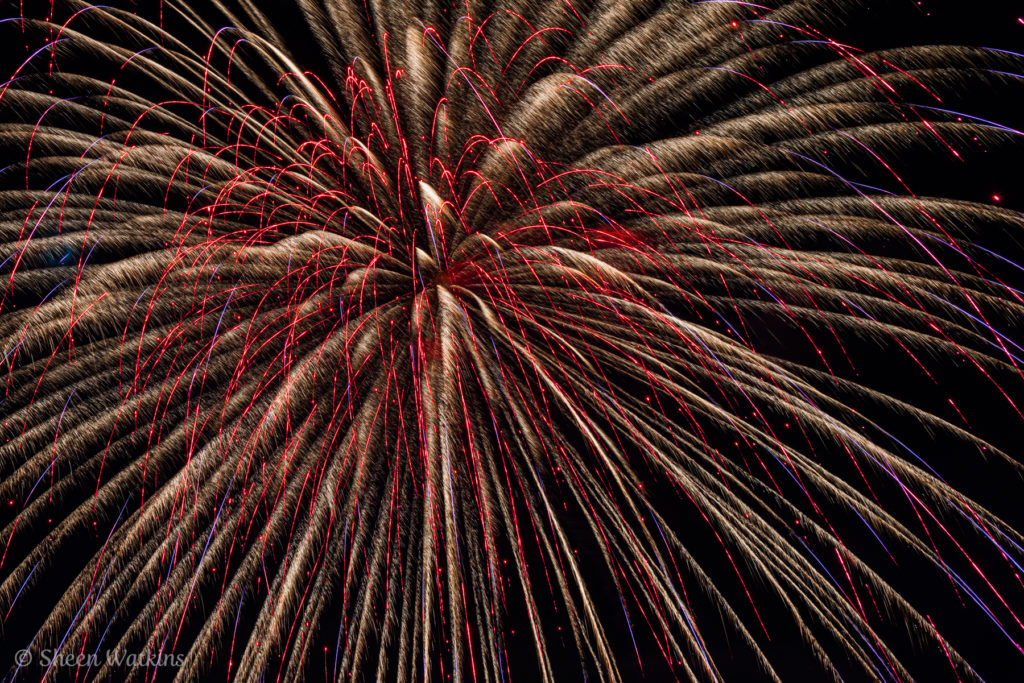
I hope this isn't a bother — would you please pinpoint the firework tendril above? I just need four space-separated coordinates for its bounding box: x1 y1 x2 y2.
0 0 1023 681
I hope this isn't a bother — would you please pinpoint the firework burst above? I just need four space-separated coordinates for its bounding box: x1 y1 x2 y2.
0 0 1023 681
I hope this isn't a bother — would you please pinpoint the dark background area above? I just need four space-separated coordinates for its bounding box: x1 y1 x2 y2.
853 1 1024 209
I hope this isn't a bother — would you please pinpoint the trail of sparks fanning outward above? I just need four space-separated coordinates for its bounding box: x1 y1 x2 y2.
1 0 1024 681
